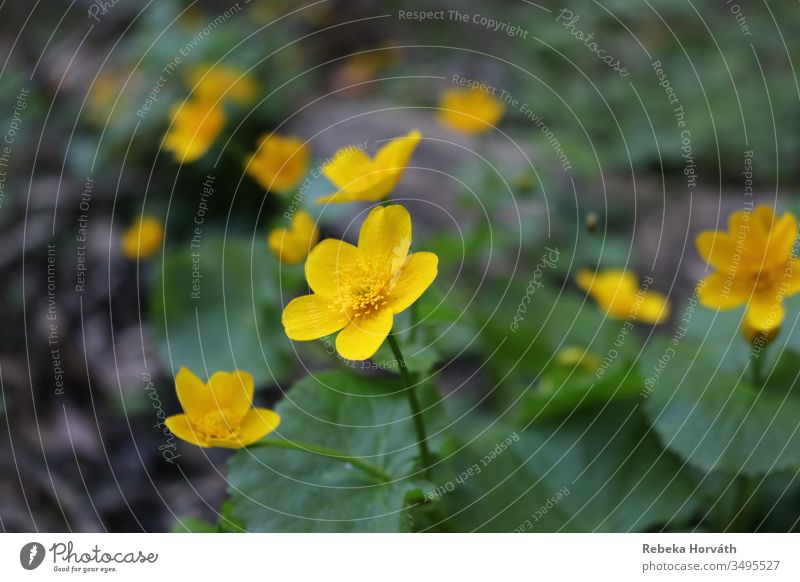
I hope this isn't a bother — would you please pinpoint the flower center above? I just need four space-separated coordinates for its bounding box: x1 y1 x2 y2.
334 261 392 319
193 408 242 441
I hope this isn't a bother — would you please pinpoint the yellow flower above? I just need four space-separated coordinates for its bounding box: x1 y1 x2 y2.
122 216 163 259
268 210 320 264
317 130 421 204
187 63 257 106
164 98 225 163
576 269 670 324
555 346 601 371
245 134 310 193
282 204 438 360
165 368 281 449
697 205 800 331
438 88 505 134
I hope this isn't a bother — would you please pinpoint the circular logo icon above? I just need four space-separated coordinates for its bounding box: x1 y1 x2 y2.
20 542 46 570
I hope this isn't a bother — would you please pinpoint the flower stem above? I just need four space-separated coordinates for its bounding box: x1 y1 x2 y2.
249 439 390 483
750 352 764 387
387 334 433 480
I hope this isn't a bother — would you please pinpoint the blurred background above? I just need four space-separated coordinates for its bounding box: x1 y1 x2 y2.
2 0 800 532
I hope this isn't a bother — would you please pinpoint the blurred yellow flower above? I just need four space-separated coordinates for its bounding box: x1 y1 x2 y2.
164 98 225 163
318 130 421 204
741 319 779 348
268 210 320 264
555 345 601 371
122 216 163 260
165 368 281 449
697 205 800 331
282 205 438 360
245 134 309 193
438 88 505 134
577 268 670 324
187 63 257 106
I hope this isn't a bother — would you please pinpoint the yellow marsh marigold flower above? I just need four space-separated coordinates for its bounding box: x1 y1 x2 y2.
164 98 225 163
122 216 163 260
187 63 257 106
696 205 800 331
165 368 280 449
282 204 438 360
317 130 421 204
268 210 320 265
438 88 505 134
245 134 310 193
576 269 670 324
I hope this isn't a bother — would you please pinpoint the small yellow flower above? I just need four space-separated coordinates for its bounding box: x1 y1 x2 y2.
317 130 421 204
245 134 310 193
697 205 800 331
282 204 438 360
187 63 257 106
555 346 602 371
268 210 320 265
438 88 505 134
122 216 163 260
165 368 281 449
577 269 670 324
164 98 225 163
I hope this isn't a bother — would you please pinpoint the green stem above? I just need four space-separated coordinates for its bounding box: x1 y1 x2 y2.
729 474 759 532
751 352 764 387
387 334 433 480
249 439 390 483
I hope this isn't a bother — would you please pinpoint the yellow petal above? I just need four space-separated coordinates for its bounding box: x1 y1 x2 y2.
695 231 737 272
282 294 349 340
304 239 359 297
636 292 670 324
697 273 748 309
764 211 797 268
175 367 214 417
165 414 210 447
374 129 421 173
236 408 281 446
751 205 777 233
322 148 373 188
268 211 320 264
207 370 255 417
389 252 438 313
335 309 393 360
357 205 412 275
746 293 784 331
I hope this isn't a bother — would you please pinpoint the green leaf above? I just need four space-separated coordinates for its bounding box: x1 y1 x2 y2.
151 233 295 387
227 369 446 532
641 339 800 476
438 401 701 532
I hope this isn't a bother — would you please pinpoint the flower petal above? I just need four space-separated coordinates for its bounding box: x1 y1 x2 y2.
236 408 281 446
764 212 797 268
374 130 421 172
207 370 254 417
746 293 784 331
636 292 671 324
165 414 210 448
322 148 372 188
697 273 748 309
282 294 349 341
358 205 412 275
695 231 737 272
175 367 214 417
305 239 359 297
389 252 438 313
335 309 393 361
